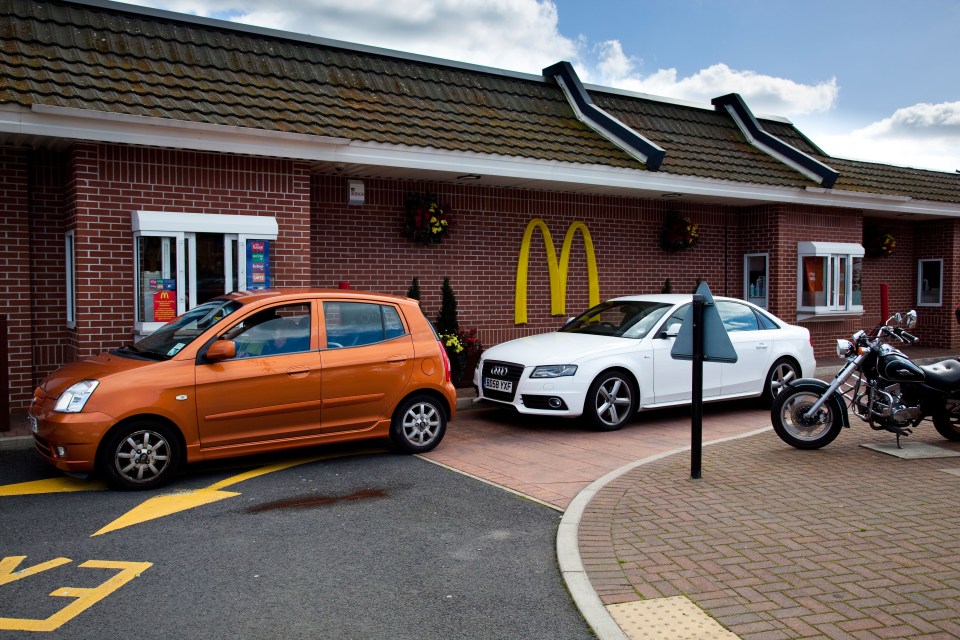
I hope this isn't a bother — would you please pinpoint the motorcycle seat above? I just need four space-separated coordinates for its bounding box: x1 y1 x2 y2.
921 359 960 390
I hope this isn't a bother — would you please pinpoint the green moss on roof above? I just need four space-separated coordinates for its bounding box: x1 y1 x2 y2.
1 0 958 204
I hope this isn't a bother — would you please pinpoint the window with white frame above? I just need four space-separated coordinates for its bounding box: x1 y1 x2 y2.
797 242 864 317
744 253 769 309
132 212 278 335
65 231 76 328
917 259 943 307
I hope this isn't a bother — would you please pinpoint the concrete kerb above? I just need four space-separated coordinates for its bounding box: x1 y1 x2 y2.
556 425 773 640
0 435 32 451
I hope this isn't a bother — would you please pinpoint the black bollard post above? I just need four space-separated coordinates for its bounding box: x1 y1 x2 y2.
691 295 704 479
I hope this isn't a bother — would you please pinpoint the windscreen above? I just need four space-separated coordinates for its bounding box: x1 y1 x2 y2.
559 300 673 339
129 298 242 359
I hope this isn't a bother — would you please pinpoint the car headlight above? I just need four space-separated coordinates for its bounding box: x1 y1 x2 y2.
530 365 578 378
54 380 100 413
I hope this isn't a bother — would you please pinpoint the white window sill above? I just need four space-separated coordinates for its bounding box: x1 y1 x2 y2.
796 310 864 322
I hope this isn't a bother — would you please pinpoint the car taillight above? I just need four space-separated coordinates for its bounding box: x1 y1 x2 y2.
437 340 452 383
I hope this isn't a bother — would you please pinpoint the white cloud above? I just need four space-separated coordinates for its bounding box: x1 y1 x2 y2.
587 43 838 117
857 101 960 140
128 0 835 116
805 102 960 172
130 0 579 72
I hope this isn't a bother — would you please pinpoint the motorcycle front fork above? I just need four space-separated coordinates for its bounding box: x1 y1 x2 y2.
802 355 865 420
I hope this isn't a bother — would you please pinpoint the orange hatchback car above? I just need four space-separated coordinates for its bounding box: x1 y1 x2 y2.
29 289 457 490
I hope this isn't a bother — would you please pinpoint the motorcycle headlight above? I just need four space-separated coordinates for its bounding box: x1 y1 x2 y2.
836 339 855 358
54 380 100 413
530 365 578 378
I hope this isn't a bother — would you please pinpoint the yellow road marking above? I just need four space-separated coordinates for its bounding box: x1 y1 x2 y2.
0 558 152 632
0 477 107 496
0 556 72 586
91 489 240 536
92 447 384 536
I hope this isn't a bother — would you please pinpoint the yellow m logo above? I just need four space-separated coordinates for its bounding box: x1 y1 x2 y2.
514 219 600 325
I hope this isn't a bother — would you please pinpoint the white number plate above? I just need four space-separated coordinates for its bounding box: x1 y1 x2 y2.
28 414 38 434
484 378 513 393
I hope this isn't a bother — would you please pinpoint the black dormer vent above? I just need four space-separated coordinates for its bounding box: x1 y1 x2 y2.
712 93 838 188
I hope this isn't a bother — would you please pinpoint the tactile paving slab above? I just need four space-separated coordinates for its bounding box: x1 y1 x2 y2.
606 596 740 640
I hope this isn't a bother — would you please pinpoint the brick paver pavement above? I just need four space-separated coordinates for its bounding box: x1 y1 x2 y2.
580 426 960 640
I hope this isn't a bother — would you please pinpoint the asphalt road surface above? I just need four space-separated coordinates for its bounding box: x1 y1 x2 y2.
0 446 592 639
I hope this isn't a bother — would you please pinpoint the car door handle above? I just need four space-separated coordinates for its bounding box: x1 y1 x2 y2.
387 355 408 366
756 343 769 350
286 366 310 378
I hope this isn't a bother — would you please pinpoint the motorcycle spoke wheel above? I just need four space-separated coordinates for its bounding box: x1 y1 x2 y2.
772 389 842 449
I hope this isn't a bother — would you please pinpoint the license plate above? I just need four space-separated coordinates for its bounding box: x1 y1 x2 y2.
28 414 38 434
484 378 513 393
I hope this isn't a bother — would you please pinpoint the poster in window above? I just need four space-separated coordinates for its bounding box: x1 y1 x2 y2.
802 256 826 307
246 240 271 290
153 290 177 322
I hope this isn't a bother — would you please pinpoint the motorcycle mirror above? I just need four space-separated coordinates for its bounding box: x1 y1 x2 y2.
886 313 902 327
905 310 917 329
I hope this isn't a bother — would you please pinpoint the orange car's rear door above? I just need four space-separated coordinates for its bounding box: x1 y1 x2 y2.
319 300 415 433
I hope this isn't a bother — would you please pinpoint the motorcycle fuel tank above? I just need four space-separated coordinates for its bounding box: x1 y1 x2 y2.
879 354 926 382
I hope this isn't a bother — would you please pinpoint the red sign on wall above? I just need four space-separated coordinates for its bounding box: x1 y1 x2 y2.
153 290 177 322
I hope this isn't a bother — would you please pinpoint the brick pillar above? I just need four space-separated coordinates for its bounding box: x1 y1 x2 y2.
0 147 33 410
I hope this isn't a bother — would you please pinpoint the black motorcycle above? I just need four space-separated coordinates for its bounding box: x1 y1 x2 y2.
771 310 960 449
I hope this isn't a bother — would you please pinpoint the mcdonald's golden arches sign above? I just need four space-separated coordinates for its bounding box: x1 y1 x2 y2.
514 218 599 325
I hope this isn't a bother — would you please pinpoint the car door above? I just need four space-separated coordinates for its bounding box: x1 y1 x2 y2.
715 300 775 396
319 301 415 433
195 300 323 448
651 303 723 404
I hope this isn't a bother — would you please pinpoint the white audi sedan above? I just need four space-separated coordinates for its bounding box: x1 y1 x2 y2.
474 295 816 430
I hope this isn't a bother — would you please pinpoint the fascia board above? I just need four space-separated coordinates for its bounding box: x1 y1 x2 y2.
2 104 958 218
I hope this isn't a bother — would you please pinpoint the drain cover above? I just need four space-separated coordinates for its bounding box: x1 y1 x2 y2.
606 596 739 640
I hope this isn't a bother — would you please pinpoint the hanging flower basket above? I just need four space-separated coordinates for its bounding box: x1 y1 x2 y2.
864 226 896 257
660 212 699 252
403 192 450 245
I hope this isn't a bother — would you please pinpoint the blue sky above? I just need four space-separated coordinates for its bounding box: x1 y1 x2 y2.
122 0 960 173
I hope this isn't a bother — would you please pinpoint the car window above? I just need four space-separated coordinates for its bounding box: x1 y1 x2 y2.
716 301 759 332
324 302 407 348
755 310 780 330
384 306 406 340
131 298 241 359
225 303 312 358
659 304 688 337
561 300 672 339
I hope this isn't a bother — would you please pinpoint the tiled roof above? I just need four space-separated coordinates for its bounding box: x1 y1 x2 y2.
1 0 958 205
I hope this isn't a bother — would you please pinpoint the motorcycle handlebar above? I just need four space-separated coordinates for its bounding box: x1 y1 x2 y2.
893 327 920 344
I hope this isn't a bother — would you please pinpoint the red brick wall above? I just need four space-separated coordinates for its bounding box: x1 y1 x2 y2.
913 219 960 348
0 147 31 409
29 150 73 387
311 176 733 346
68 143 311 356
8 145 958 416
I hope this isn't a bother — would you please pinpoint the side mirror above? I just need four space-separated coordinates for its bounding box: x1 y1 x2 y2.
658 322 682 339
205 339 236 362
885 313 902 327
905 309 917 329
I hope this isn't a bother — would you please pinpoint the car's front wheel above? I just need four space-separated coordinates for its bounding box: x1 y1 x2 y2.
98 420 181 490
585 370 636 431
390 394 447 453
